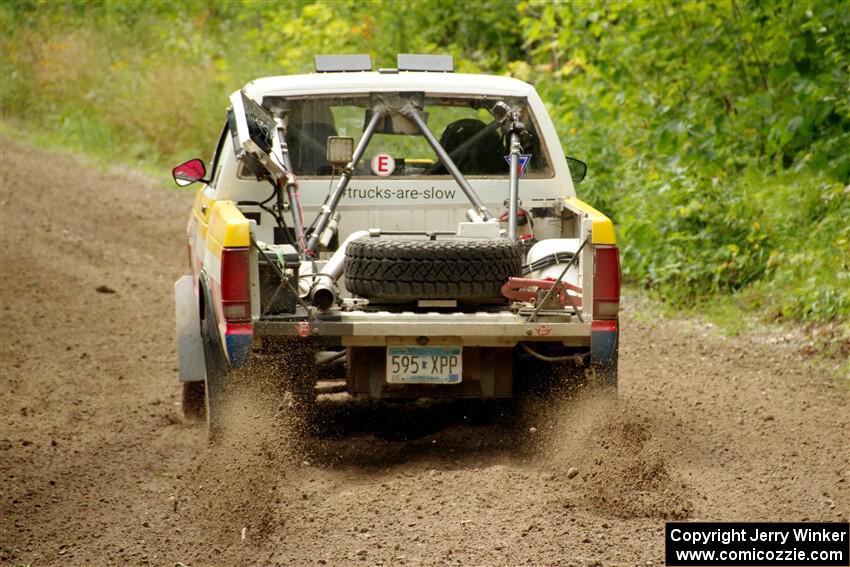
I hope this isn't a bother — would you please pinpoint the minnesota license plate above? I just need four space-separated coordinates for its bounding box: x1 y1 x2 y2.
386 346 462 384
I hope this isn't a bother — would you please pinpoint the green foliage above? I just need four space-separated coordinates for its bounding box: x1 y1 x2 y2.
1 0 847 322
514 0 849 322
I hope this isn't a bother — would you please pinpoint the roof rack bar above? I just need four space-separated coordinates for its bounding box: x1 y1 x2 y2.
396 53 453 72
315 54 372 73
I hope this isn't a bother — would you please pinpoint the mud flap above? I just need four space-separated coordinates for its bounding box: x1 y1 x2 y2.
174 275 205 383
590 320 619 391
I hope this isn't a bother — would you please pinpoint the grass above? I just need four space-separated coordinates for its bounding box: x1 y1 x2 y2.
1 116 181 191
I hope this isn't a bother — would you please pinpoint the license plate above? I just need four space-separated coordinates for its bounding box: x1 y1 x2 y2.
386 346 462 384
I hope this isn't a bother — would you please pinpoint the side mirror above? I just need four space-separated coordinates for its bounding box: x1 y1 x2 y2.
566 156 587 183
172 158 207 187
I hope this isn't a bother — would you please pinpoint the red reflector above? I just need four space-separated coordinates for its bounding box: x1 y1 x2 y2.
221 247 251 322
593 245 621 320
592 319 618 333
225 322 253 335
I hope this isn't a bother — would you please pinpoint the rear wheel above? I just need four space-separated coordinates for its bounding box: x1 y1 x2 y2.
201 299 232 440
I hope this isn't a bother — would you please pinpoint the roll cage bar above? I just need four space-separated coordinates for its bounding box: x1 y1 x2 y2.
228 90 528 257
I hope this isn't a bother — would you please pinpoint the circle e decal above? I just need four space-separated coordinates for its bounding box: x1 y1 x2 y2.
371 153 396 177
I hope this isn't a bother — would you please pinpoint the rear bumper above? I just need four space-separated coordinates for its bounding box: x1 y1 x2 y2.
253 309 592 347
252 311 612 400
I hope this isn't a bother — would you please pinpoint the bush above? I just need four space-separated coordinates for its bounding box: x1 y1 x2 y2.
1 0 847 323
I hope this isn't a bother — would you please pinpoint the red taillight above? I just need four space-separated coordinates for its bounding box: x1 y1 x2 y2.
221 247 251 322
593 245 621 319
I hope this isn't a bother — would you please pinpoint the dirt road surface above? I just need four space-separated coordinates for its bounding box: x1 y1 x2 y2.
1 139 847 566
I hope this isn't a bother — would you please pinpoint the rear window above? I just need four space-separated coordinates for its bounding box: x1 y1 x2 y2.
247 93 553 179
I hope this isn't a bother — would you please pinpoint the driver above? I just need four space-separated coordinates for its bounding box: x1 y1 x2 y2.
285 99 337 175
432 118 506 175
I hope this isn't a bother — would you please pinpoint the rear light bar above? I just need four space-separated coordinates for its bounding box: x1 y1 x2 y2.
593 245 621 319
220 247 251 323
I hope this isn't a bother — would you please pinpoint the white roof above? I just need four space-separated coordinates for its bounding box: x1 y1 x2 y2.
244 71 535 100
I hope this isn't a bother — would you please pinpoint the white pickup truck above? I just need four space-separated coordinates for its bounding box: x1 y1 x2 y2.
173 54 620 434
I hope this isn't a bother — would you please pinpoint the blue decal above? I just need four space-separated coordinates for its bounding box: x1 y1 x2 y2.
504 154 532 177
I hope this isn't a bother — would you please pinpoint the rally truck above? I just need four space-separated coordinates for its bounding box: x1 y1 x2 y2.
173 54 620 432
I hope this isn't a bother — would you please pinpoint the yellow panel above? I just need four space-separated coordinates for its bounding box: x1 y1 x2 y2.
189 190 213 239
197 213 208 241
207 201 250 250
564 197 617 245
206 234 224 259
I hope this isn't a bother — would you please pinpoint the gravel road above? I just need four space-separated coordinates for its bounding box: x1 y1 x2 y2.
1 139 847 566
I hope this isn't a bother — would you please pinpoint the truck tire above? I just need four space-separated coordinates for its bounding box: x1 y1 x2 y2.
181 381 206 421
201 301 230 441
345 237 522 301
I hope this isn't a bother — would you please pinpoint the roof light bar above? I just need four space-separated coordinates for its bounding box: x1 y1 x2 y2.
315 54 372 73
396 53 454 72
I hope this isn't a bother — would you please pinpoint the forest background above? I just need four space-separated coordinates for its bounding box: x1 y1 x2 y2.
2 0 848 334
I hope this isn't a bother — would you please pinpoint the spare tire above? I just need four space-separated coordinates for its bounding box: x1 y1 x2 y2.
345 237 522 301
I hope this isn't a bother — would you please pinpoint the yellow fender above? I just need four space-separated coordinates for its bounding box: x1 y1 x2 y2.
564 197 616 245
206 200 250 259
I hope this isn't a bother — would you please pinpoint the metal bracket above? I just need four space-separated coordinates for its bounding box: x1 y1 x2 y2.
527 238 588 323
501 277 582 309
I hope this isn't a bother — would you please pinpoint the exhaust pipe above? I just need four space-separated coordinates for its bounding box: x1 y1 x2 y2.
309 230 370 310
310 274 337 311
